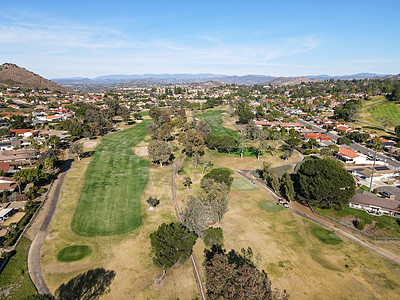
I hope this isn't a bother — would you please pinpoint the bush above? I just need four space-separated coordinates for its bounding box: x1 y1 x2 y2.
203 168 234 187
146 196 160 208
356 219 365 231
38 187 47 194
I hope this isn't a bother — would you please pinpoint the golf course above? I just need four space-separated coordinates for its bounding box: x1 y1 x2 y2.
197 110 240 137
71 121 150 236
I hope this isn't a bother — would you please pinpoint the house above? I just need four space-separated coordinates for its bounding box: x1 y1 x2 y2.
10 129 39 138
0 162 15 175
0 177 17 193
349 190 400 216
334 148 369 164
0 140 21 150
254 121 275 128
347 165 398 182
280 122 303 131
0 149 37 163
0 208 15 222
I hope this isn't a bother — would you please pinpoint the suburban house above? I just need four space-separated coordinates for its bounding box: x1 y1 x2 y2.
0 140 21 150
0 149 37 163
254 121 275 128
280 122 303 131
0 208 15 222
10 129 39 138
347 165 399 182
0 162 15 175
335 148 369 164
349 190 400 217
0 177 17 193
303 132 335 147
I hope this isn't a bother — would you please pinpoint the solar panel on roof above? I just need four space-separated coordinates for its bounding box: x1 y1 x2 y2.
375 166 390 171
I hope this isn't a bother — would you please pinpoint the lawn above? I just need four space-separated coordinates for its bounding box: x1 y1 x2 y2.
71 122 150 236
310 226 342 245
197 110 240 138
260 200 283 212
57 245 92 262
0 237 37 299
232 178 259 191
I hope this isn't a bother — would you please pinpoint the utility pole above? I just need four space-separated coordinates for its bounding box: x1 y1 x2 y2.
369 148 377 192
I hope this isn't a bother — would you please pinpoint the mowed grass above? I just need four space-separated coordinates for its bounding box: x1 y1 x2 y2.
197 110 240 138
0 237 37 299
56 245 92 262
232 178 259 191
71 122 150 236
260 200 283 212
310 226 342 245
359 96 400 130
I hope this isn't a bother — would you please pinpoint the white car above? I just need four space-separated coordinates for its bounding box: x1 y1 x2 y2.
283 203 289 208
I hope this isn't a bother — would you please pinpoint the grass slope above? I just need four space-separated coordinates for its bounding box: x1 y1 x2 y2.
310 226 342 245
0 237 37 299
71 122 150 236
197 110 239 138
232 178 259 191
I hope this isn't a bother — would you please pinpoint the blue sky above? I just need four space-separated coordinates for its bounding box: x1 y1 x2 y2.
1 0 399 78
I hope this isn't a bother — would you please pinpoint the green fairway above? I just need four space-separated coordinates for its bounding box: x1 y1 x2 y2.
260 201 283 212
197 110 239 138
57 245 92 262
310 225 342 245
232 178 259 191
0 238 37 299
71 122 150 236
370 101 400 126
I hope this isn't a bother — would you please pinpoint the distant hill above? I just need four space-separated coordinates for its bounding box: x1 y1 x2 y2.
385 73 400 80
269 77 322 86
0 63 69 92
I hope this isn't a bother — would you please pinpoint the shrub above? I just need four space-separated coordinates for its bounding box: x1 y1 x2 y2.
356 219 365 231
146 196 160 208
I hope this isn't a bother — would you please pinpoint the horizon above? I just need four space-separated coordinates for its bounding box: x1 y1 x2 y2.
1 1 399 78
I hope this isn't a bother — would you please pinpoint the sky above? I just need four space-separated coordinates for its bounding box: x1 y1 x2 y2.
1 0 399 78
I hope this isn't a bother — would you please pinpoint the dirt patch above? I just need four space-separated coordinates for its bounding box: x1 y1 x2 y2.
134 146 148 157
83 141 98 150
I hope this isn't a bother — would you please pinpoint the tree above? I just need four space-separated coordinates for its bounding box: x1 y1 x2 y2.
395 124 400 139
296 157 355 209
182 197 213 237
337 137 351 145
13 168 49 193
280 173 295 202
201 154 214 175
269 172 280 194
196 119 212 137
203 227 224 248
55 267 115 300
150 222 197 279
183 176 192 190
203 168 233 187
146 196 160 208
117 106 131 123
198 179 230 222
377 116 393 130
146 120 159 140
392 84 400 102
204 247 288 300
333 99 361 122
70 142 84 160
262 161 272 181
148 140 171 167
236 102 254 124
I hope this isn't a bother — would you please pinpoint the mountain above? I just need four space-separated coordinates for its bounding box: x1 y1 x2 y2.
305 73 388 80
0 63 69 92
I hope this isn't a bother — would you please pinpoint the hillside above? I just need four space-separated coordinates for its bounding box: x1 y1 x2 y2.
269 76 322 86
0 63 69 92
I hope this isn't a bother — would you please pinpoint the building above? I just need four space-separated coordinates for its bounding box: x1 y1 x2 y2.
0 208 15 222
335 148 369 164
349 190 400 216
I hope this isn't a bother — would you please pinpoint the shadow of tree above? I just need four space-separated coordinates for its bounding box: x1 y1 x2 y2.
55 267 116 300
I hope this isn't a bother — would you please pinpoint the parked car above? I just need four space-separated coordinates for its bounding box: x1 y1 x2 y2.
283 202 289 208
381 191 392 198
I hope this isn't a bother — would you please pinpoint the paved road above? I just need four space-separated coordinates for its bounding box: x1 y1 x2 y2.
28 158 72 295
236 170 400 266
171 155 206 300
297 119 400 169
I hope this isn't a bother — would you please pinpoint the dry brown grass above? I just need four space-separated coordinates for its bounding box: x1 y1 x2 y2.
177 151 400 299
42 146 199 299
